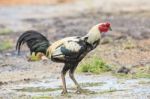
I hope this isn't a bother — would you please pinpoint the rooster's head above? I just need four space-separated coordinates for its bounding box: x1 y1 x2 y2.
88 22 112 35
84 22 112 44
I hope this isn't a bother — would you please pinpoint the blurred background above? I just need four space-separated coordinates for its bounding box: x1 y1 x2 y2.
0 0 72 5
0 0 150 99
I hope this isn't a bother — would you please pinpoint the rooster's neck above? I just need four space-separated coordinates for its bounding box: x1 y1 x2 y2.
84 25 101 44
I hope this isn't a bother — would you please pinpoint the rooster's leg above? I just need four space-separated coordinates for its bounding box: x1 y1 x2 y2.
69 63 82 93
61 64 70 94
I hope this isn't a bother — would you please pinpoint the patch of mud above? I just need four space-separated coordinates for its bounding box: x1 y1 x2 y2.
0 74 149 99
0 56 61 83
0 64 28 73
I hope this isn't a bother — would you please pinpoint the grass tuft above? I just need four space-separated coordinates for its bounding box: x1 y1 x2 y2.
77 57 111 74
0 28 13 35
32 96 53 99
0 41 13 51
15 87 61 92
113 66 150 79
99 88 124 94
80 82 105 87
134 72 150 78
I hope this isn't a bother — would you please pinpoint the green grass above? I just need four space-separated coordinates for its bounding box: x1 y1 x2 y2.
0 28 13 35
134 72 150 78
113 73 132 79
80 82 105 87
99 88 125 94
132 66 150 78
113 66 150 79
0 41 13 51
32 96 53 99
113 72 150 79
15 87 61 92
77 57 111 74
138 81 150 84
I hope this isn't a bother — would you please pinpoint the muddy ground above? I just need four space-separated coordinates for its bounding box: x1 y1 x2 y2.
0 0 150 99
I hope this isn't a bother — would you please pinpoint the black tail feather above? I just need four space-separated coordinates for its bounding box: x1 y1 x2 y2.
16 30 50 55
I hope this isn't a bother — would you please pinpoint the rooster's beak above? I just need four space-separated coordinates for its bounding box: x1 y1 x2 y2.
109 27 112 31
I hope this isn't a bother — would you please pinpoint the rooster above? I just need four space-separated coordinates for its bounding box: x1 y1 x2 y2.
16 22 112 94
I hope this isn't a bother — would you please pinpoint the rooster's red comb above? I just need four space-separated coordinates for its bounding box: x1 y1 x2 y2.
105 22 110 27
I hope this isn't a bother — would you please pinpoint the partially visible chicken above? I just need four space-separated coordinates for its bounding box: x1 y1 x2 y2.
16 22 112 94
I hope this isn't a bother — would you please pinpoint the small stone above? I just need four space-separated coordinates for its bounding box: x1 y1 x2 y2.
117 66 130 74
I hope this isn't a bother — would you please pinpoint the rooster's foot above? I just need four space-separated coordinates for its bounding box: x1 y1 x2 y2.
61 90 68 95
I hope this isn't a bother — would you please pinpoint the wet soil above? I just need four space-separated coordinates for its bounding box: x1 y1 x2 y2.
0 74 150 99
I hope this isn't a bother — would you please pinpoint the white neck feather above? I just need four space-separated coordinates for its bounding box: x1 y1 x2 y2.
84 24 101 44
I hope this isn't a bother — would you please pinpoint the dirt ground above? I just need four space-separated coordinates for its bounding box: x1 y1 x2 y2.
0 0 150 99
